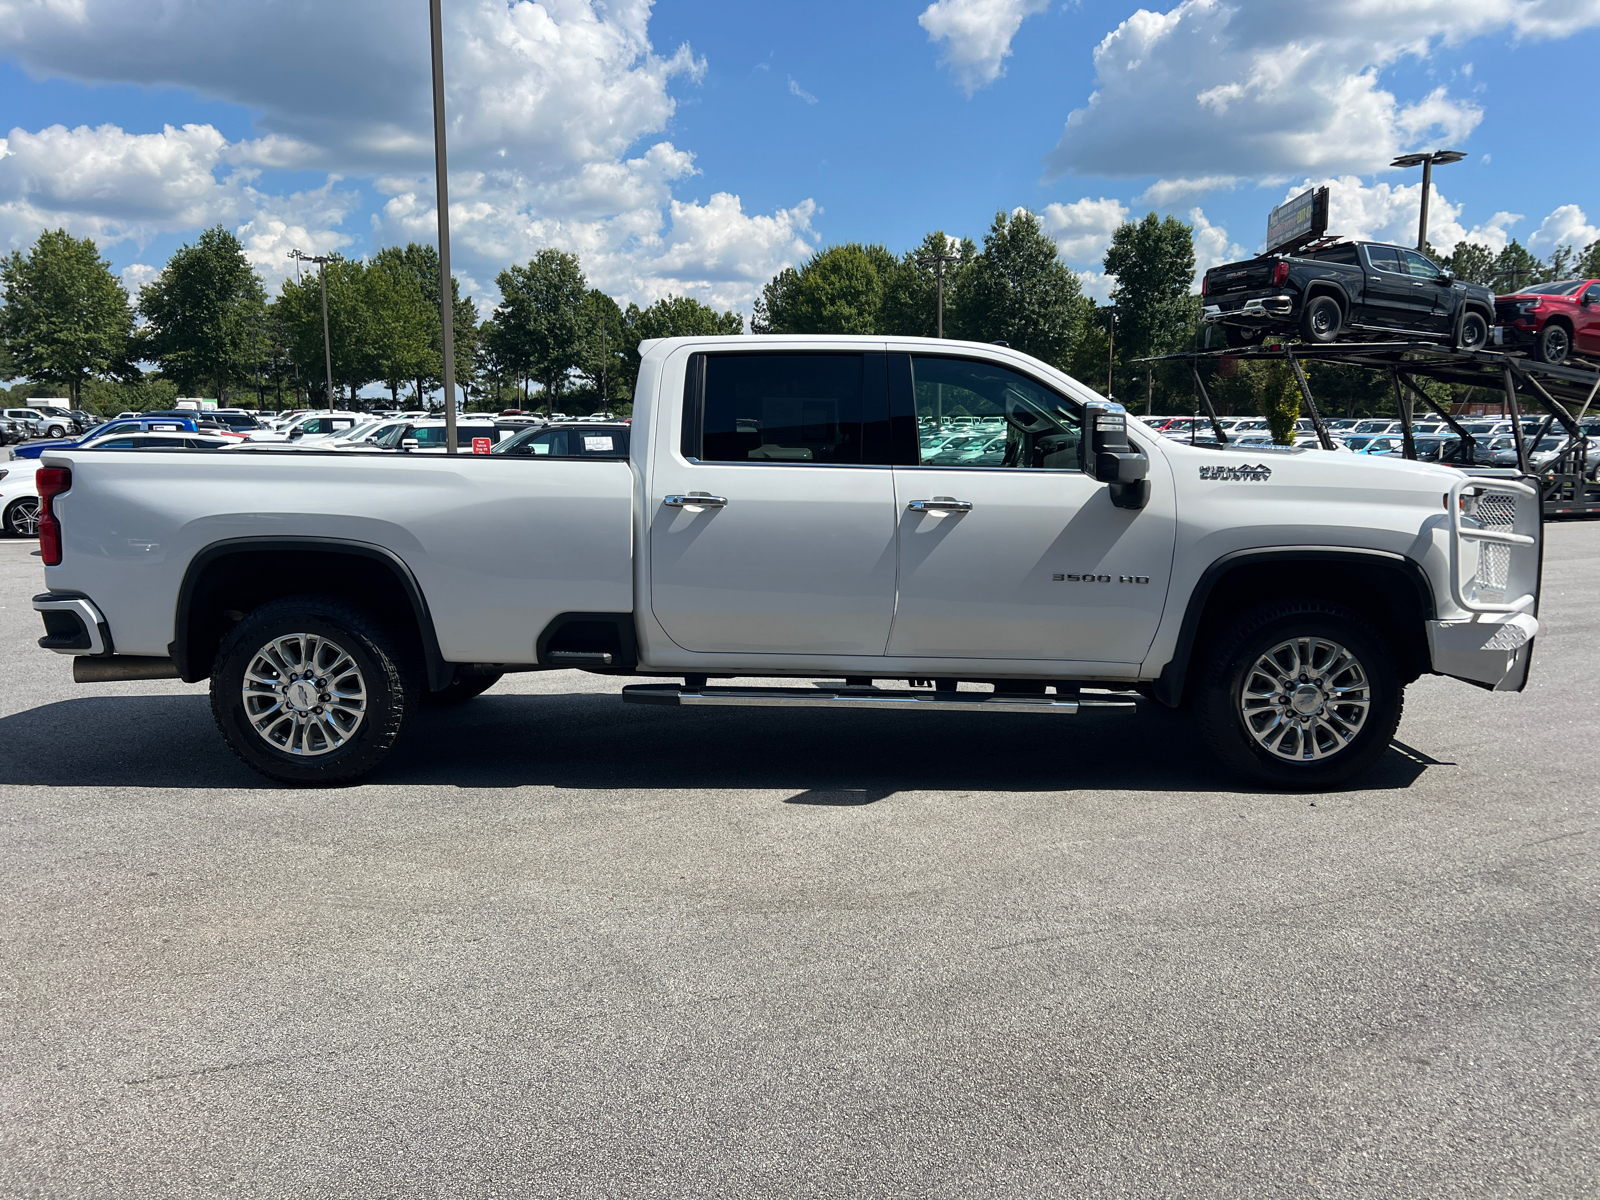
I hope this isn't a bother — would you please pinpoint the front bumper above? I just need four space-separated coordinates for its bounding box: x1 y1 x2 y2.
1430 475 1542 691
1202 295 1295 324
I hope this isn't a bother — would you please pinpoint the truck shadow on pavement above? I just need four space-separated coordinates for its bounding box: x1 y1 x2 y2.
0 689 1433 796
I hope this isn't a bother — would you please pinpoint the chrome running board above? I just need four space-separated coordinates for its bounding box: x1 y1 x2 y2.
621 684 1139 715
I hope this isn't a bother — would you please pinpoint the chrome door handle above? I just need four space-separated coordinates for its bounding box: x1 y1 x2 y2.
664 492 727 509
907 497 972 513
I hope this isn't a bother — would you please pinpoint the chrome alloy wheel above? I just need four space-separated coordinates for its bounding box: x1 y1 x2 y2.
241 633 367 756
7 497 41 536
1239 636 1371 762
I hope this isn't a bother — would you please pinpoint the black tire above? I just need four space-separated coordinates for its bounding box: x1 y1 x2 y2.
1224 325 1266 349
1299 295 1343 343
1534 322 1571 365
4 497 41 537
1457 310 1489 352
1194 599 1403 790
210 595 416 785
45 424 66 438
420 671 503 707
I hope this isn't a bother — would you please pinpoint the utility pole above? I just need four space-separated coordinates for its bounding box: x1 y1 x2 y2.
915 238 962 338
429 0 458 453
1105 309 1117 398
288 249 340 411
1390 150 1466 250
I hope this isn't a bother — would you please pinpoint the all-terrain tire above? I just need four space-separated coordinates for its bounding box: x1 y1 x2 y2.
210 594 416 785
1224 325 1266 349
420 671 503 707
1194 598 1403 790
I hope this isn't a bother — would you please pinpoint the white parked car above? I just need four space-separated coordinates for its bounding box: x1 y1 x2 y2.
34 335 1542 793
247 412 366 443
0 461 42 536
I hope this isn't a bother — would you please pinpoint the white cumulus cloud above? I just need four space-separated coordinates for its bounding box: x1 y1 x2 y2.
1526 204 1598 255
1040 197 1130 265
1046 0 1600 181
918 0 1051 95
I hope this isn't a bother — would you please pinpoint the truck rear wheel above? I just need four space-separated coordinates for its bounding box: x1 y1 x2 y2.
1194 599 1402 789
1224 325 1265 349
1299 296 1343 343
210 595 416 785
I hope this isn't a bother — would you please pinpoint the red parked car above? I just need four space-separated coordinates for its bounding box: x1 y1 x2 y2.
1494 278 1600 364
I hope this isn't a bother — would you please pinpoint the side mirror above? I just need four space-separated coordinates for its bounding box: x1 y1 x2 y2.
401 438 420 450
288 427 304 440
1080 400 1149 510
1437 271 1454 285
1582 293 1594 308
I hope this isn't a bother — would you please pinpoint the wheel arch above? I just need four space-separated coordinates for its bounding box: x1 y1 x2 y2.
1302 281 1350 315
171 536 449 688
1153 548 1436 707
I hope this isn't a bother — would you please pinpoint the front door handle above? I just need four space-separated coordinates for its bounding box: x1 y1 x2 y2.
664 492 727 509
907 497 973 513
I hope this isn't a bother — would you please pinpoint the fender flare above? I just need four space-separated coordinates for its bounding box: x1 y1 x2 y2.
1151 546 1437 707
169 535 450 689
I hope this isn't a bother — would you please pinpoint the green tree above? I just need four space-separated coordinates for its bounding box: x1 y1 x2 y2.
378 243 476 406
276 257 372 405
1579 239 1600 280
1491 240 1546 291
879 231 976 338
751 244 896 334
618 294 742 395
138 226 266 402
1103 212 1198 364
493 249 588 408
364 252 435 406
955 209 1088 368
0 229 135 406
1444 241 1496 286
751 267 799 335
574 289 626 407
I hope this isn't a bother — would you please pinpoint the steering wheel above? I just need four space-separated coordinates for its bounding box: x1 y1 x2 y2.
1003 387 1056 435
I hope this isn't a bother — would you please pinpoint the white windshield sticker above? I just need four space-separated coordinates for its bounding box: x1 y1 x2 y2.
584 436 614 452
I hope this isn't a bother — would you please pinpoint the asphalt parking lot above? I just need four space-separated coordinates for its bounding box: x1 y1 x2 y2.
1 526 1595 1199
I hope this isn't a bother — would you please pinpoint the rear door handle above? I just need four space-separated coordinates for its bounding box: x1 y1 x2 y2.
664 492 727 509
907 497 973 513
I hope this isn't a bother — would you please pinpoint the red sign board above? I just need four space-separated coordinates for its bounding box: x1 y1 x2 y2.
472 437 492 455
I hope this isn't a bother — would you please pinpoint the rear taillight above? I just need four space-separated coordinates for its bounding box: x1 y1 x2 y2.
36 466 70 566
1200 273 1207 298
1273 260 1289 286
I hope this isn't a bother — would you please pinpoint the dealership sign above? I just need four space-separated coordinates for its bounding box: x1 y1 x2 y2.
1265 186 1330 255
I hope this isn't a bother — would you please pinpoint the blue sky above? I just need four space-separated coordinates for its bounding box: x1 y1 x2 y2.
3 0 1599 316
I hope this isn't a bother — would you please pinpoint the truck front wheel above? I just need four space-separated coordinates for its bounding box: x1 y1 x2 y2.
1535 322 1571 365
1299 296 1343 343
210 595 416 785
1194 600 1403 789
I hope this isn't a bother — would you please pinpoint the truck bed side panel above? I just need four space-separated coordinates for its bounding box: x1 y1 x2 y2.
43 452 634 664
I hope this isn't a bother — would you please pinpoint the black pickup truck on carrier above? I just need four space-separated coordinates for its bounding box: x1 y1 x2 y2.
1202 241 1496 351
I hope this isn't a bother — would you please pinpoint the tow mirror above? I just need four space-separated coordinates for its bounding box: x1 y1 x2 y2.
1081 400 1149 510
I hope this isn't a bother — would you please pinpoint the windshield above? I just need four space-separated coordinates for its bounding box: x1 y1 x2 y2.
1342 436 1374 449
492 426 630 458
211 411 262 430
1514 280 1584 296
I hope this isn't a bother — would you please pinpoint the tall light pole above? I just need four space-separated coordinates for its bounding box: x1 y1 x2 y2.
1391 150 1466 251
288 249 339 411
429 0 458 453
915 238 962 338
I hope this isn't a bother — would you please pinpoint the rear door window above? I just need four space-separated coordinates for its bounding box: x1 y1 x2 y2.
687 353 889 465
1364 246 1403 273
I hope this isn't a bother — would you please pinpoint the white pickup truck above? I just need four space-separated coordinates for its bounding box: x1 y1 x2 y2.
30 336 1542 788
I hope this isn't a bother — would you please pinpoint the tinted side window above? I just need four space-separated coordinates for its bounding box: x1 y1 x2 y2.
496 428 630 458
694 353 884 465
1404 250 1441 279
1365 246 1403 272
1313 245 1360 265
906 356 1082 470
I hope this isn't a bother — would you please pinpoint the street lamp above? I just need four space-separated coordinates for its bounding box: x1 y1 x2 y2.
429 0 458 453
288 249 340 411
1390 150 1467 251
